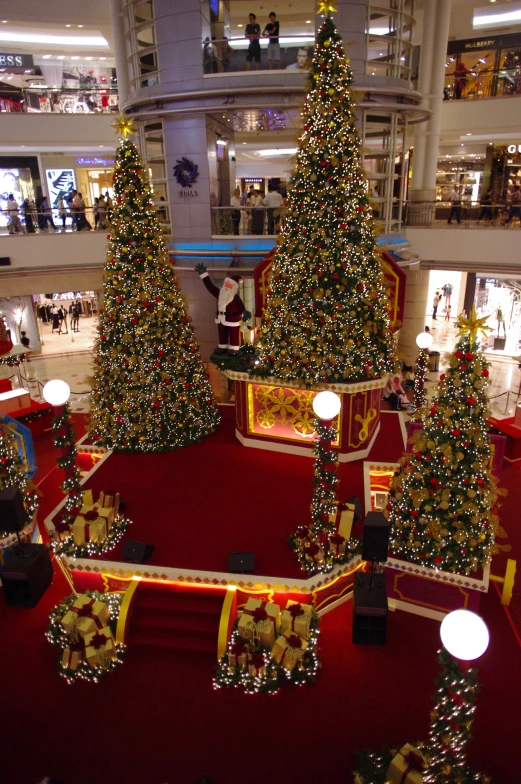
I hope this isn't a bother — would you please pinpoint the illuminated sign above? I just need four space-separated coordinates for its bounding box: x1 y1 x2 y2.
0 53 34 71
45 169 76 209
507 145 521 154
244 178 263 183
76 157 115 167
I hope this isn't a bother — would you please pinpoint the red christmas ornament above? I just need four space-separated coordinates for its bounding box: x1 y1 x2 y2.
465 352 474 360
455 351 463 359
153 401 160 408
411 510 419 517
439 374 446 381
466 396 476 405
452 428 461 437
482 368 489 377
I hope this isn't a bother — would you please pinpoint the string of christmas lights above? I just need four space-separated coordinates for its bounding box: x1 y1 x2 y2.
51 403 83 525
89 132 220 452
51 512 132 558
0 420 38 538
253 14 395 386
413 348 429 413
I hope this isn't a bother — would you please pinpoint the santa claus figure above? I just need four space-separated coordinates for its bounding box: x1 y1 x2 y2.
195 263 251 356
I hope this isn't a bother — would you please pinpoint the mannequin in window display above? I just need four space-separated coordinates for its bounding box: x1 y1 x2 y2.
442 283 453 307
496 307 506 337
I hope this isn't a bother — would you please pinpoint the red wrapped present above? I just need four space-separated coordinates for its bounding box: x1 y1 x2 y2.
61 595 110 640
61 641 84 671
271 630 308 672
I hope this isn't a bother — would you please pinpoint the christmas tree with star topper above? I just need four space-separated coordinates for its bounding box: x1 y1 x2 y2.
89 114 220 452
387 307 506 575
253 5 395 387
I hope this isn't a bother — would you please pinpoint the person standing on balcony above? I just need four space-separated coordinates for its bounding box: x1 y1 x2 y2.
57 194 67 230
98 194 107 229
22 197 35 233
453 61 469 99
245 13 261 71
477 189 493 224
264 183 283 234
40 195 56 232
505 185 521 226
263 12 280 70
6 194 22 234
447 186 462 224
251 190 265 234
230 187 241 235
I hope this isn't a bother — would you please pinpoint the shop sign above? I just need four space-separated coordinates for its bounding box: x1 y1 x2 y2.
173 157 199 197
76 157 115 167
0 53 33 71
447 37 498 55
244 178 263 183
507 145 521 155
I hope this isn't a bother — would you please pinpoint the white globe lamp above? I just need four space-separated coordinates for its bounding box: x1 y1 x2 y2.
312 390 341 421
43 379 71 407
440 610 490 661
416 331 433 350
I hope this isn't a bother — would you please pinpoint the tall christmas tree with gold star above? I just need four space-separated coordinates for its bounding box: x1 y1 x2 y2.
89 115 220 452
254 7 395 386
388 308 504 575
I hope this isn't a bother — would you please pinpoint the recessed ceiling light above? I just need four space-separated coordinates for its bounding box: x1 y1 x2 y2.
305 20 311 24
1 20 7 24
20 145 25 148
99 145 104 148
77 25 83 28
57 55 65 60
42 54 52 59
85 56 93 60
466 133 471 136
99 57 106 60
71 56 79 60
65 24 71 28
242 142 247 144
237 24 243 27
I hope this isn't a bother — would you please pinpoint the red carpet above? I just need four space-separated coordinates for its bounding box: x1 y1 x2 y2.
0 410 519 783
71 409 404 578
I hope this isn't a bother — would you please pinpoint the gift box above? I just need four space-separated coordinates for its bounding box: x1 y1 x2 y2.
294 525 311 546
82 489 94 507
387 744 426 784
228 640 249 669
61 641 84 671
237 598 281 649
271 630 308 672
61 595 110 640
80 504 115 531
303 541 325 566
84 627 116 669
99 490 121 515
329 533 346 556
71 515 107 546
248 652 266 677
280 600 313 640
329 501 355 541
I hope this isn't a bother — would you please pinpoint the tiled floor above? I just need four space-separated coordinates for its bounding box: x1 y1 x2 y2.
36 315 98 357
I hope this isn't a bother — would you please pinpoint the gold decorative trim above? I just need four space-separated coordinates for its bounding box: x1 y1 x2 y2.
217 586 236 661
393 572 470 612
115 577 140 645
224 370 386 394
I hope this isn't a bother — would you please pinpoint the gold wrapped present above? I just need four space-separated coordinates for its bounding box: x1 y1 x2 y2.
80 504 115 531
228 640 249 669
303 541 325 566
271 630 308 672
61 594 110 640
82 489 94 506
329 533 346 556
71 516 107 546
329 501 355 541
61 642 84 671
84 627 116 669
280 600 313 640
99 490 121 515
247 652 266 677
387 744 426 784
237 598 280 649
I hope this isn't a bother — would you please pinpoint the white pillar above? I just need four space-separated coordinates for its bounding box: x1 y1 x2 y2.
109 0 130 107
422 0 452 199
398 267 432 365
410 0 437 199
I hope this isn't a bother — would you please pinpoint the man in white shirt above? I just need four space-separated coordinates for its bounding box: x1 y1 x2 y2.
448 186 462 225
263 185 283 234
230 187 241 235
6 194 22 234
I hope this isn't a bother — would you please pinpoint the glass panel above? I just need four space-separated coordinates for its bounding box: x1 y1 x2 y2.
136 24 156 51
134 1 154 25
145 134 164 157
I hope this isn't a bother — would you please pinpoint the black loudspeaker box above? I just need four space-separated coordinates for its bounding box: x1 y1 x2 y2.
0 487 28 533
228 552 255 573
346 496 363 522
352 572 388 646
0 544 53 607
123 540 154 564
361 511 390 562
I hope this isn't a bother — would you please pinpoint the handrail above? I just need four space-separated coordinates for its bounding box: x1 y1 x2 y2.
444 67 521 101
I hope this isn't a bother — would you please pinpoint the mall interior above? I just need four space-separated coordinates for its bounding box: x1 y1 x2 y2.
0 1 520 783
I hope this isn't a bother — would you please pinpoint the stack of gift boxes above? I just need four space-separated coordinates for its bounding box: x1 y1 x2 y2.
386 744 426 784
294 499 356 567
55 489 121 546
60 594 117 672
229 597 314 675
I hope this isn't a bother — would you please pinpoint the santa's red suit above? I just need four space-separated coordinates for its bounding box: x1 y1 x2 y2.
198 272 245 353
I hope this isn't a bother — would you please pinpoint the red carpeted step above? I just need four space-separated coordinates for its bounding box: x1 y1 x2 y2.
127 625 217 652
133 588 224 615
130 606 220 634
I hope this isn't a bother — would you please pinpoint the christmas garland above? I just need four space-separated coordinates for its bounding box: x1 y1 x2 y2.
353 747 493 784
51 513 132 558
45 591 125 684
0 355 21 366
211 344 258 373
213 611 321 695
16 406 52 423
288 527 362 575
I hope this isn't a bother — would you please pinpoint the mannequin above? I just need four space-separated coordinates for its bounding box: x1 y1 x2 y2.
442 283 453 306
496 307 506 337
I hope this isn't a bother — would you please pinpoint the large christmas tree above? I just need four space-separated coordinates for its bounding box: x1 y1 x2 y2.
254 10 395 386
0 419 38 536
388 310 502 575
89 115 220 452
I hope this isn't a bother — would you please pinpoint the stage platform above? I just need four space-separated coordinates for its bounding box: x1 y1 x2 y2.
45 407 407 590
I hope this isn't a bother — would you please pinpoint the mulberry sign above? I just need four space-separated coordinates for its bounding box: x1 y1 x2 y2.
173 157 199 197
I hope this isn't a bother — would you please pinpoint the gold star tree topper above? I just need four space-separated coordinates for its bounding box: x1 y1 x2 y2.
457 304 492 342
316 1 338 15
111 112 135 139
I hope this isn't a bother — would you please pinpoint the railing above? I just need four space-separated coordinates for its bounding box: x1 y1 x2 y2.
211 205 284 236
403 200 521 227
0 203 171 234
443 68 521 101
0 87 119 114
202 35 315 74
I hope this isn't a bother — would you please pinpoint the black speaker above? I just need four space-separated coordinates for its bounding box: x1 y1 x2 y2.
123 540 154 564
346 496 363 522
361 512 390 562
352 572 388 646
0 487 28 534
228 552 255 574
0 544 53 607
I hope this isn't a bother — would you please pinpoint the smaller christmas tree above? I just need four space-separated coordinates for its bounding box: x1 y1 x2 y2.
413 348 428 413
52 404 82 525
0 419 38 536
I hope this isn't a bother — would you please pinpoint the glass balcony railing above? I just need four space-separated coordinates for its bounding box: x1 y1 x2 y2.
0 88 119 115
443 68 521 101
202 35 315 75
1 202 170 235
404 200 521 227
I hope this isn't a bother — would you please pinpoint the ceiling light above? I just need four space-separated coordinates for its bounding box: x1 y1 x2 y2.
71 56 79 60
237 24 243 27
99 57 106 60
474 9 521 28
85 56 93 60
77 25 83 28
65 24 71 28
305 20 312 24
466 133 471 135
57 55 65 60
257 148 298 157
0 32 108 46
1 20 7 24
242 142 247 144
42 54 52 59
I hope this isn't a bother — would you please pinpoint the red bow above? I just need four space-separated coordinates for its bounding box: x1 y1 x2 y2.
84 507 100 521
295 526 310 538
305 542 320 556
399 748 425 784
330 534 345 545
75 598 95 618
289 604 304 619
249 652 265 669
69 640 84 653
252 607 268 624
87 631 107 650
286 634 302 650
230 641 247 656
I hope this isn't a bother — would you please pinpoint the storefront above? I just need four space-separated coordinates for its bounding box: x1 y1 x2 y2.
446 32 521 100
425 270 466 323
0 156 40 228
41 155 115 218
435 158 484 204
472 277 521 357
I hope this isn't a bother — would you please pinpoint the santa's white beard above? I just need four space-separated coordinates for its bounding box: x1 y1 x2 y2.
218 282 238 310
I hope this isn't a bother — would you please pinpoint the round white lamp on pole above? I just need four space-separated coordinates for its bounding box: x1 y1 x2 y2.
440 609 489 661
416 331 433 350
312 390 341 421
42 379 71 408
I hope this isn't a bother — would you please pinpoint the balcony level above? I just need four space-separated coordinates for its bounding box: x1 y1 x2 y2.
0 113 116 150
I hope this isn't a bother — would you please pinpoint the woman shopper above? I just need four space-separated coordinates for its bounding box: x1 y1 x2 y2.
57 194 67 230
58 306 68 334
